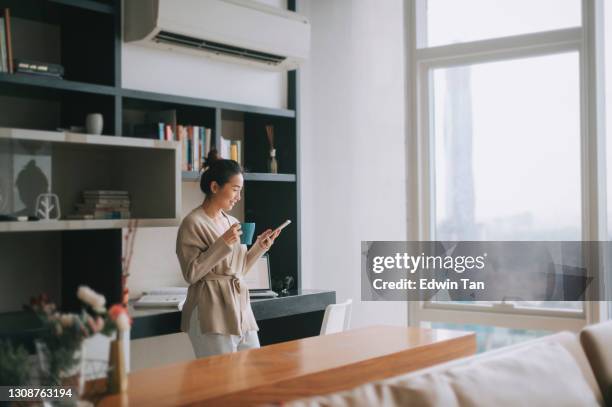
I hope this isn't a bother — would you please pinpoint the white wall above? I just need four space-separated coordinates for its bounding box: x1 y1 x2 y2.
126 0 409 369
124 0 287 300
299 0 409 328
124 0 288 370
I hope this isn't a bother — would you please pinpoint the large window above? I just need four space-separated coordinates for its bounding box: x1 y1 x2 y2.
433 53 581 242
422 0 581 47
409 0 608 337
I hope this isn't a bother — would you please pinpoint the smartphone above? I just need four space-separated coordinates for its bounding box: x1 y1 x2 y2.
275 219 292 232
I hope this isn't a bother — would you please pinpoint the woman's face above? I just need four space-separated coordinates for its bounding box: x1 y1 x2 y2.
211 173 243 211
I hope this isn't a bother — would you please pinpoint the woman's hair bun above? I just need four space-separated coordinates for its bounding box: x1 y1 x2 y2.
203 149 220 170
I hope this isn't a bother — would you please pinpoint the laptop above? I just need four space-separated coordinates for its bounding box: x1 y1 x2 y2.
245 254 279 298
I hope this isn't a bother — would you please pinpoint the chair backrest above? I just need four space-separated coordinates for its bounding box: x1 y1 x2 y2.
320 299 352 335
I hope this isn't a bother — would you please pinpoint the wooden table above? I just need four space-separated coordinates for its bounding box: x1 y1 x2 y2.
98 325 476 407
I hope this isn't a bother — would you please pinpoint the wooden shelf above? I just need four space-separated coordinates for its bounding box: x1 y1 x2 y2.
182 171 296 182
245 173 296 182
0 73 117 96
0 127 177 149
0 128 181 230
49 0 116 14
122 88 296 118
0 218 178 233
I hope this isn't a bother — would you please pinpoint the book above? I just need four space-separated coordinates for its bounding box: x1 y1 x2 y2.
83 199 130 206
230 143 238 162
192 126 200 172
220 137 232 160
66 214 95 220
164 124 173 141
76 202 130 210
231 140 242 164
83 190 129 196
4 9 12 74
145 110 176 139
0 17 6 73
14 59 65 77
180 126 188 171
205 128 212 158
186 130 193 171
78 210 131 219
201 127 207 165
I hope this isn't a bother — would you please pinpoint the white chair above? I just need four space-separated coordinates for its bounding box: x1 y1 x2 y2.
320 299 352 335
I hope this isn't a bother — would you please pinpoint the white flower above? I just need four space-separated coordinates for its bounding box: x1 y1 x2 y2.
77 286 106 313
59 314 74 327
116 312 130 332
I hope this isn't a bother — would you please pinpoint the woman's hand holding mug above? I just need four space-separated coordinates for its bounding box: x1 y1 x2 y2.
222 223 242 245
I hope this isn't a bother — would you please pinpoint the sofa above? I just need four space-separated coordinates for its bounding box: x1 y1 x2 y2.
286 320 612 407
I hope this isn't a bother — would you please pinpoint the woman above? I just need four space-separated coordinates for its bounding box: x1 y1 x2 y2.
176 151 280 357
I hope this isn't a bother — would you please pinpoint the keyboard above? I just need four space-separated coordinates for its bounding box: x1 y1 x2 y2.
134 294 186 309
249 291 279 298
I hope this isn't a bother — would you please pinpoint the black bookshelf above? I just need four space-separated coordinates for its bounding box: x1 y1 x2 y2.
0 0 304 342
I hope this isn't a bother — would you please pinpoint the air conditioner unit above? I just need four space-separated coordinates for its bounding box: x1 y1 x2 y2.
124 0 310 71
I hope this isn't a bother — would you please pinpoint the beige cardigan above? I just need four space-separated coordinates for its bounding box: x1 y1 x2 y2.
176 206 267 335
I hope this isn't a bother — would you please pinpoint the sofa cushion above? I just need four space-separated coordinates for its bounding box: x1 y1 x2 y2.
444 341 599 407
581 320 612 405
287 339 600 407
286 375 458 407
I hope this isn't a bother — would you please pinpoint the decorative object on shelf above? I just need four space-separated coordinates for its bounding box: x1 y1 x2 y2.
268 148 278 174
265 125 278 174
86 113 104 135
35 189 61 221
272 275 295 296
14 59 64 78
1 8 14 74
29 287 127 399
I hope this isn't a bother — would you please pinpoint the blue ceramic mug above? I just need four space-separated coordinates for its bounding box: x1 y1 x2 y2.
240 222 256 245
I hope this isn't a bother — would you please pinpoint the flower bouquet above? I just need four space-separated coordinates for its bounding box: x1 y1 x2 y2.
29 286 131 396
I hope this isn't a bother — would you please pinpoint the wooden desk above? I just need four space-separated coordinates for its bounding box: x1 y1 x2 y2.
99 325 476 407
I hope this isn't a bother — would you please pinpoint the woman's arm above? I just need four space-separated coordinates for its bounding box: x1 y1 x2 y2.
176 224 233 284
245 241 267 274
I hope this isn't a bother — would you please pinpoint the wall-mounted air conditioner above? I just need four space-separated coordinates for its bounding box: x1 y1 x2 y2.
124 0 310 71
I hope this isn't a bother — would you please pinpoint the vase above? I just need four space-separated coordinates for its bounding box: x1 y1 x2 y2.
107 338 127 393
85 113 103 135
35 340 85 396
268 148 278 174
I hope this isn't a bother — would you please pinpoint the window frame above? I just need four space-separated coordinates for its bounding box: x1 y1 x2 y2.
406 0 609 331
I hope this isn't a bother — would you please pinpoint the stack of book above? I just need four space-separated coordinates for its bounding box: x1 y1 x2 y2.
68 190 131 220
219 137 242 165
175 125 213 172
0 8 14 74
